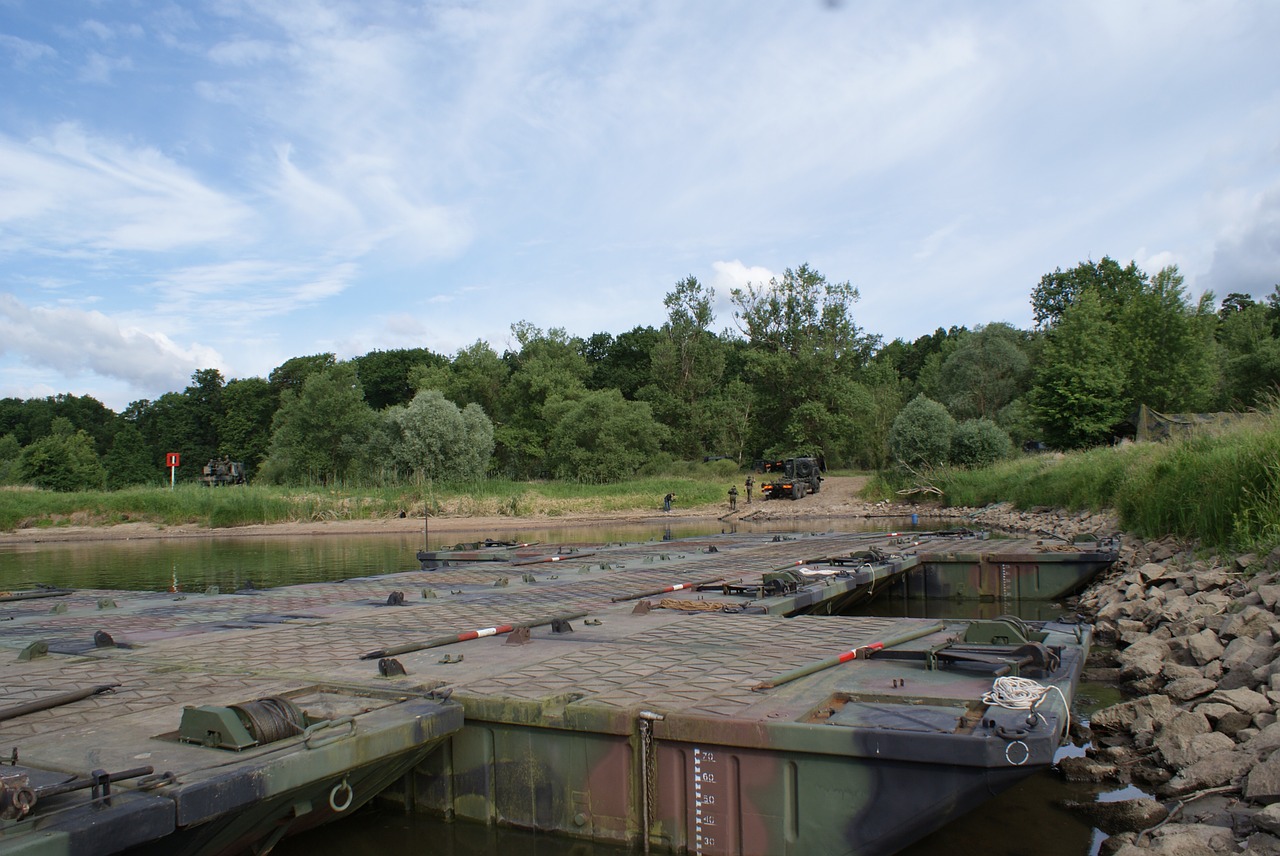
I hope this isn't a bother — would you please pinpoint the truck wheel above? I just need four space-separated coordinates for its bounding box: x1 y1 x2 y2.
811 478 821 494
791 482 803 500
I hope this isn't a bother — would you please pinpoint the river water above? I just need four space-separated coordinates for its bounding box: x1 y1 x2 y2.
0 519 1122 855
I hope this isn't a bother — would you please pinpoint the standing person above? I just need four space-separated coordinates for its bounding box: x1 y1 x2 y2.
745 475 754 503
728 485 738 511
663 493 674 513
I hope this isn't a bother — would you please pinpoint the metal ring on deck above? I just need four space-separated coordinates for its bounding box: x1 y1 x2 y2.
1004 739 1030 766
329 779 354 812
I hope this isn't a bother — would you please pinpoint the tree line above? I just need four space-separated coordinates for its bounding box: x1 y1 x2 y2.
3 258 1278 490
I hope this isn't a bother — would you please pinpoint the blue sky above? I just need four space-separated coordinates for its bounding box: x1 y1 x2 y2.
1 1 1277 411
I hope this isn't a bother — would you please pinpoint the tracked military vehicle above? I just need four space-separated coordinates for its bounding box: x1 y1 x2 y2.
200 457 246 486
759 456 823 499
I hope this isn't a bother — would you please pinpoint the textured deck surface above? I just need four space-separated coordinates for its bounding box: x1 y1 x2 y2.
0 530 1078 768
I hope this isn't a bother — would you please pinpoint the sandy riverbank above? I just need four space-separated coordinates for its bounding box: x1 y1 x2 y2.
0 476 950 546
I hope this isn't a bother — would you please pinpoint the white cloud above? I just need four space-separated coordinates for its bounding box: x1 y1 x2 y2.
0 293 223 392
77 50 133 84
0 124 254 252
0 33 55 67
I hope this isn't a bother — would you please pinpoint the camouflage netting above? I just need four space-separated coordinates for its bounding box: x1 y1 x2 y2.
1132 404 1245 442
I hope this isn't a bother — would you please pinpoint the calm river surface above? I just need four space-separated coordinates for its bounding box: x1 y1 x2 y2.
0 519 1119 856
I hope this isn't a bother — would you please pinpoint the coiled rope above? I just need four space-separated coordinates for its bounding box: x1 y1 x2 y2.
233 697 306 744
982 676 1070 736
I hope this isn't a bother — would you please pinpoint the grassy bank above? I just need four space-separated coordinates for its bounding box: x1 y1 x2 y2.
894 409 1280 551
0 465 738 532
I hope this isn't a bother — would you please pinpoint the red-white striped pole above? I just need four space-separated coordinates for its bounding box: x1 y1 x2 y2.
360 611 588 659
752 622 945 690
611 576 729 603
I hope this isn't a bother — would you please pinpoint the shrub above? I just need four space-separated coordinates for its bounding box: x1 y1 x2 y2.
950 419 1011 468
889 395 955 469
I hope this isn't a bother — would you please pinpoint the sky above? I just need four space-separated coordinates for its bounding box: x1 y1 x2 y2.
1 1 1278 412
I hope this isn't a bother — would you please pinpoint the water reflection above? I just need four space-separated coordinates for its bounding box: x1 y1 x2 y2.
0 518 913 592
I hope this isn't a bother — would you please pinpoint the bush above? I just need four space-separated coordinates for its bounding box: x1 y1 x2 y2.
889 395 955 469
950 419 1011 468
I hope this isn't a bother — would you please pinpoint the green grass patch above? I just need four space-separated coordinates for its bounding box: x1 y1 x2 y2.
0 464 746 532
922 409 1280 551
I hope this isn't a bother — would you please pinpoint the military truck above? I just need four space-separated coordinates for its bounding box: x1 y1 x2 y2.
758 456 822 500
201 457 246 486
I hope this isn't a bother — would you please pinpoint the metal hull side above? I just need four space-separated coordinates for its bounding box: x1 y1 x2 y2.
395 716 1063 856
894 555 1115 601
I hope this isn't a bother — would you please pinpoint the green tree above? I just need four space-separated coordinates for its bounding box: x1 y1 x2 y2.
0 433 20 484
260 363 375 484
730 263 879 465
268 353 337 402
950 418 1011 468
934 323 1030 421
544 389 668 483
384 389 494 482
584 326 658 399
1029 292 1129 448
353 348 444 410
103 423 155 488
888 395 955 469
1030 258 1216 416
218 377 276 475
644 276 727 458
493 323 591 478
1216 300 1280 407
1031 257 1147 328
18 418 106 491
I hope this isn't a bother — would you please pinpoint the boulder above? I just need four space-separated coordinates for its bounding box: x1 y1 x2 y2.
1166 676 1218 702
1119 636 1172 682
1208 687 1273 716
1186 628 1226 666
1093 694 1177 738
1060 797 1168 835
1163 744 1256 795
1246 752 1280 804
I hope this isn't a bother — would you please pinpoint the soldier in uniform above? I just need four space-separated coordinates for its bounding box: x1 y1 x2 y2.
745 475 754 503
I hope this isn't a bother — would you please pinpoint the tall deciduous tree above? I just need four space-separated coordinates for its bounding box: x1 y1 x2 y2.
103 423 155 488
731 263 878 465
493 323 590 478
261 363 375 484
644 276 726 458
1029 291 1129 448
544 389 668 483
934 323 1031 421
384 389 494 482
219 377 276 475
1216 300 1280 407
18 418 106 491
353 348 444 410
1030 258 1217 431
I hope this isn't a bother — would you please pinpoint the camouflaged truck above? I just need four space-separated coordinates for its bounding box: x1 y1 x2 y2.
759 456 823 499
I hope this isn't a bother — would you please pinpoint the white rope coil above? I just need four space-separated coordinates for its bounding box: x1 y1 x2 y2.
983 676 1071 736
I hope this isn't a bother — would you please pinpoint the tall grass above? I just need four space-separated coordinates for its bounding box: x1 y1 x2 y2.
930 410 1280 551
0 461 740 532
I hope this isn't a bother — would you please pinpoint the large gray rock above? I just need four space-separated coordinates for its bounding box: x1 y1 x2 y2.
1163 744 1256 795
1061 797 1168 835
1093 694 1178 738
1187 628 1226 665
1258 584 1280 610
1156 727 1234 770
1255 804 1280 836
1167 676 1218 702
1225 606 1275 641
1120 636 1173 681
1246 752 1280 804
1208 686 1273 716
